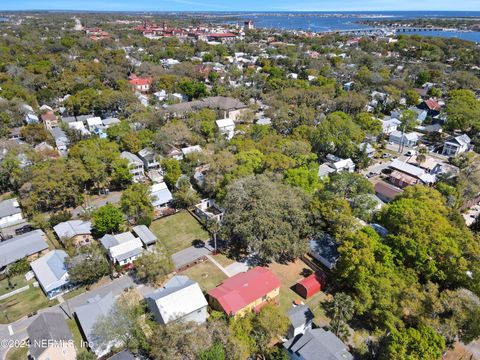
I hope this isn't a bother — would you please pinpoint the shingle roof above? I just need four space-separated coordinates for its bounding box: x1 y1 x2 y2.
288 304 314 328
0 230 48 268
284 328 353 360
309 233 340 267
74 292 115 354
27 312 73 359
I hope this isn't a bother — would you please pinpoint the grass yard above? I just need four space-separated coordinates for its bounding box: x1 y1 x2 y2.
268 260 330 326
0 286 58 324
180 259 227 292
5 345 28 360
0 274 29 296
150 211 210 254
67 318 91 357
212 253 236 268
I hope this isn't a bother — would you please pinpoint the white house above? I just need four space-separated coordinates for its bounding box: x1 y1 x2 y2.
194 199 224 223
389 130 418 148
380 117 401 135
216 118 235 140
146 275 208 324
86 116 103 132
317 154 355 179
30 250 70 299
121 151 145 181
287 304 314 339
0 198 24 228
181 145 202 158
151 182 173 208
442 134 471 157
138 148 160 170
100 232 143 266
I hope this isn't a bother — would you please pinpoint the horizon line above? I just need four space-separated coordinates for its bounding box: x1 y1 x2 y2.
2 9 480 13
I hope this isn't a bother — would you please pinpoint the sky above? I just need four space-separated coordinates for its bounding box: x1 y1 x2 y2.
1 0 480 12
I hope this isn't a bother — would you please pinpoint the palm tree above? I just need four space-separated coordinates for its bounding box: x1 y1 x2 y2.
206 218 221 253
417 146 428 166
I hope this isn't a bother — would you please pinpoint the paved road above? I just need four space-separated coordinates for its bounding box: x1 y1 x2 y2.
0 275 134 360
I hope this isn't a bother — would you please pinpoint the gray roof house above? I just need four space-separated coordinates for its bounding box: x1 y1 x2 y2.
75 292 118 357
30 250 70 299
287 304 314 340
53 220 92 244
442 134 471 157
121 151 145 181
100 232 143 266
284 328 353 360
0 230 48 268
138 148 160 170
0 197 24 228
27 312 76 360
132 225 158 246
309 233 340 270
146 275 208 324
151 182 173 208
49 127 69 152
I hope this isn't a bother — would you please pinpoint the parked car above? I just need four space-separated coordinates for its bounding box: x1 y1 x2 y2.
15 224 35 235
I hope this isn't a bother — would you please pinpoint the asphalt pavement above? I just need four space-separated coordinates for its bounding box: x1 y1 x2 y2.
0 275 134 360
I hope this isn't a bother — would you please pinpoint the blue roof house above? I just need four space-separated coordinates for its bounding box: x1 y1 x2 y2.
30 250 70 299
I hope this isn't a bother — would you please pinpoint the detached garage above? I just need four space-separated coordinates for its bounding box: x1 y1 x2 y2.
295 273 326 299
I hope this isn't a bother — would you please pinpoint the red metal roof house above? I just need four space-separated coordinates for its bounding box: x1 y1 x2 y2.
208 267 280 317
128 74 153 93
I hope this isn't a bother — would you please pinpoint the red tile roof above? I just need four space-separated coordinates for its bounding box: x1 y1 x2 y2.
208 267 280 315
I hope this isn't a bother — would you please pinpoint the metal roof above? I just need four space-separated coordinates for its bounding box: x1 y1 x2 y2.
0 198 22 218
0 229 48 268
151 182 173 207
121 151 143 166
132 225 157 245
30 250 69 292
389 159 425 178
146 275 208 324
53 220 92 240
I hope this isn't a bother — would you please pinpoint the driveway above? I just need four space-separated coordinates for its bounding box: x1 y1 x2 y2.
172 246 211 269
0 275 134 360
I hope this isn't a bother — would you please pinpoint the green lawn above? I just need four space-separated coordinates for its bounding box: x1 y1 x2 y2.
67 318 91 357
180 259 227 292
0 275 29 296
212 253 236 268
5 345 28 360
150 211 210 253
268 260 330 326
0 286 58 324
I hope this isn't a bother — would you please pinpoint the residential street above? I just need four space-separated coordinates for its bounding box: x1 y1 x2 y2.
0 275 134 360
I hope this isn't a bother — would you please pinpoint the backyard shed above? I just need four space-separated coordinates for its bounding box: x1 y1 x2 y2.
295 273 326 299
